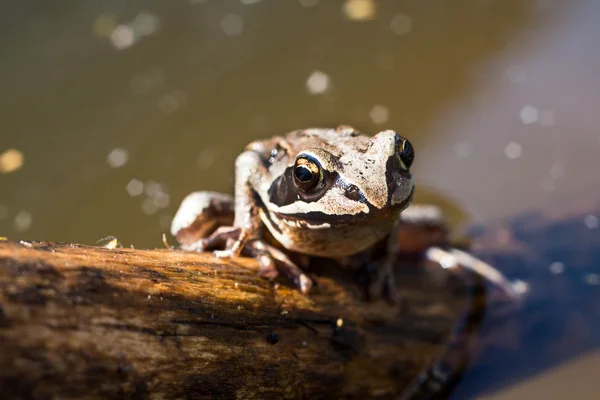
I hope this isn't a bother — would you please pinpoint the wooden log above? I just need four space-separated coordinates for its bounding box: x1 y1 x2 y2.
0 240 479 399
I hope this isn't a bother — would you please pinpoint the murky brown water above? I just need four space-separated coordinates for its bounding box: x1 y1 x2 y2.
1 0 600 398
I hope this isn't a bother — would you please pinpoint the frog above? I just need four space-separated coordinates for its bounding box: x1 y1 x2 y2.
170 125 480 301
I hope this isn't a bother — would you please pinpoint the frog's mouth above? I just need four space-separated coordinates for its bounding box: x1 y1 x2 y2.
261 190 413 232
269 208 395 230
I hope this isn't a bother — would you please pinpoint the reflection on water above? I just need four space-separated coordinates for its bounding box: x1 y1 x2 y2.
1 0 599 398
453 199 600 399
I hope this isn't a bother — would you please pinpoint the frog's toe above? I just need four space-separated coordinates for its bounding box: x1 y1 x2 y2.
246 240 312 294
185 226 241 254
359 261 398 304
213 249 235 259
265 245 313 294
180 239 207 253
256 254 279 279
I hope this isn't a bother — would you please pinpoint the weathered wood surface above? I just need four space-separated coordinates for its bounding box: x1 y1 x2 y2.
0 240 475 400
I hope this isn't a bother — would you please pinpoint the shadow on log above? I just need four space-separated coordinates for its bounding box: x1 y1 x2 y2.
0 240 480 399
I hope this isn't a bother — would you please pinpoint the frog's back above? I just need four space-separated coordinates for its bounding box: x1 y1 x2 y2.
283 127 372 160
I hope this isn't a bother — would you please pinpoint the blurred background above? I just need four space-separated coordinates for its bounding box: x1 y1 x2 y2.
1 0 599 398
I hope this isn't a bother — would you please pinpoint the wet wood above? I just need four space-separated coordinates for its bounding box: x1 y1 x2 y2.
0 240 474 400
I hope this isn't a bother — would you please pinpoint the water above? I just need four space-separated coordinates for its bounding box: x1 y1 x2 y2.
1 1 599 398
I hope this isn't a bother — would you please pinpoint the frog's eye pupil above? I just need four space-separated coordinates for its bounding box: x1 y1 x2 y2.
293 156 322 192
294 165 313 182
397 138 414 169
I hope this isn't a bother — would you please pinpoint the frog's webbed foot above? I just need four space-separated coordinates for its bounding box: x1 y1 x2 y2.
205 234 314 293
350 204 448 304
247 241 313 294
180 225 240 253
343 248 397 303
180 225 313 294
359 260 398 304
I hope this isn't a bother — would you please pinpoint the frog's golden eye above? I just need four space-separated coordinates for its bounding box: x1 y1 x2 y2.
396 137 414 170
293 156 323 192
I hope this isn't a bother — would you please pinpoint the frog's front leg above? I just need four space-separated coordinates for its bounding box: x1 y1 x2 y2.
171 151 312 294
219 150 312 292
209 150 265 259
351 204 449 303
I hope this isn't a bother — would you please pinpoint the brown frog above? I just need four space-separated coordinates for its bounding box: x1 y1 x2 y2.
170 126 517 301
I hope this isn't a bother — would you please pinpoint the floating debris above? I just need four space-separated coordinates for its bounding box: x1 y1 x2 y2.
144 180 170 209
0 237 7 241
107 147 129 168
306 70 329 95
584 273 600 286
549 262 565 274
342 0 375 21
390 13 412 35
520 105 539 124
92 15 117 38
221 14 243 36
0 149 24 174
142 198 159 215
584 214 599 229
126 179 144 197
131 11 160 37
511 279 529 296
369 105 389 125
504 142 522 160
14 210 32 233
110 24 135 50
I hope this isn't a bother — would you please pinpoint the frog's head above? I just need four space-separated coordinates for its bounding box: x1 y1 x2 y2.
263 128 415 257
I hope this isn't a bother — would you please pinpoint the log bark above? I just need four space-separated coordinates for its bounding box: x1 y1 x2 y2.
0 240 478 400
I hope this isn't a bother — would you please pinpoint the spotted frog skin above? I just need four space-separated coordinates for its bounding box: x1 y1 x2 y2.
171 125 425 299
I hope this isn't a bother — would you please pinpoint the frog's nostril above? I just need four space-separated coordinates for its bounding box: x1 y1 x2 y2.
344 184 363 202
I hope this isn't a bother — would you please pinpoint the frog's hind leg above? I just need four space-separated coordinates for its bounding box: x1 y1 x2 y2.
171 191 235 251
397 204 523 302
